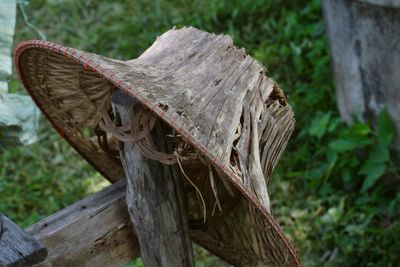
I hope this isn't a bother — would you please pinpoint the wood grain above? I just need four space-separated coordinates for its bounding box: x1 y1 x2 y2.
27 180 140 267
0 213 47 267
114 103 195 267
24 178 241 266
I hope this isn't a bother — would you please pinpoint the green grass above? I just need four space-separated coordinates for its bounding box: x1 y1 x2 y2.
0 119 108 227
1 0 399 266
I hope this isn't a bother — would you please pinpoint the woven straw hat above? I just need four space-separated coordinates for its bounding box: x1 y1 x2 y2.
15 27 300 266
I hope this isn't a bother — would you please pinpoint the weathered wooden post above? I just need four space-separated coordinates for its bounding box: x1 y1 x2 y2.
323 0 400 144
111 91 194 266
0 213 47 267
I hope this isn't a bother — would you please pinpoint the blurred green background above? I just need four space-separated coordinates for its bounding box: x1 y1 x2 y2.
1 0 400 266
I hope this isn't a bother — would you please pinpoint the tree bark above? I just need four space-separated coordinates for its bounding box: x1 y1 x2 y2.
323 0 400 145
112 103 194 267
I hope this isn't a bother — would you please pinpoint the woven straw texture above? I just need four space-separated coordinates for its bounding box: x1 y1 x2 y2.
15 27 300 266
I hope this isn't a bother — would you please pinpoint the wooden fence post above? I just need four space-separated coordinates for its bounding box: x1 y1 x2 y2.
112 95 195 267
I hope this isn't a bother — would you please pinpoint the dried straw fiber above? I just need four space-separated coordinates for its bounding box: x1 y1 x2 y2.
15 27 300 266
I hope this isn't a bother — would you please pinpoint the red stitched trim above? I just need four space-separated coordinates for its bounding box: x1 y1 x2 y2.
198 147 206 156
163 114 173 124
115 80 123 87
210 155 217 164
181 129 190 140
216 159 224 169
159 109 166 117
93 63 100 71
220 163 226 172
77 53 84 62
150 103 158 111
63 47 70 56
83 59 93 70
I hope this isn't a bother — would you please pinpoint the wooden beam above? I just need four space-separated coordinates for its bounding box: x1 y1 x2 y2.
0 213 47 267
113 102 195 267
26 178 239 266
27 179 140 267
14 171 243 266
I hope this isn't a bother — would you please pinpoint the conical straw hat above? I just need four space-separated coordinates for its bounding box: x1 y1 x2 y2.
15 27 300 266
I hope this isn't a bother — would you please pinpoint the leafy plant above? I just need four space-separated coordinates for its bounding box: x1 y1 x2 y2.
273 108 400 266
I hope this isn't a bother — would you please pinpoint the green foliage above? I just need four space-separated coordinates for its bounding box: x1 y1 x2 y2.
274 108 400 266
0 120 108 227
1 0 399 266
377 108 395 146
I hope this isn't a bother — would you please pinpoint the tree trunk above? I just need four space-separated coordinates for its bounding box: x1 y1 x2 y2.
323 0 400 144
112 102 194 267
